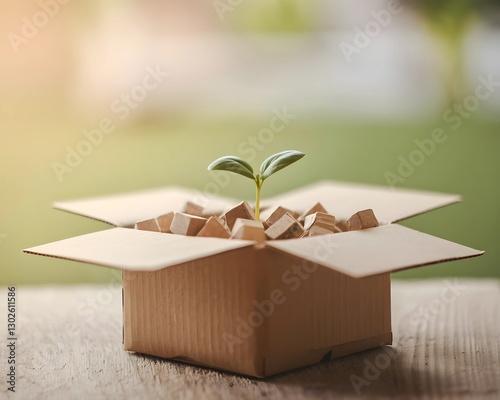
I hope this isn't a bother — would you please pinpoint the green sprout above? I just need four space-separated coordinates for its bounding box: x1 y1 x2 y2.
208 150 305 221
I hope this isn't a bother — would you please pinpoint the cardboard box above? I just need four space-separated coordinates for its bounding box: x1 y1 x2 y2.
23 181 483 377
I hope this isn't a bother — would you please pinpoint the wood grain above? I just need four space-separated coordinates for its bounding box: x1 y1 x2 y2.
1 280 499 399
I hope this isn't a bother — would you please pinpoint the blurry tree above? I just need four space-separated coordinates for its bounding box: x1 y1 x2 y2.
410 0 500 105
409 1 476 105
228 0 318 33
480 0 500 26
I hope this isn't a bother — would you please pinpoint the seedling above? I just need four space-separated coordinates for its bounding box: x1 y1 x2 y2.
208 150 305 220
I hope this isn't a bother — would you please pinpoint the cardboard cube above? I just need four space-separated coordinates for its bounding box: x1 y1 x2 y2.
221 201 256 230
170 212 207 236
134 218 161 232
181 201 205 217
265 213 304 240
23 181 483 378
197 216 230 239
347 209 379 231
261 206 298 227
303 212 336 234
231 218 266 243
156 212 174 233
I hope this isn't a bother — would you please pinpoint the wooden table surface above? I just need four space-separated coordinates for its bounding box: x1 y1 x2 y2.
1 279 499 400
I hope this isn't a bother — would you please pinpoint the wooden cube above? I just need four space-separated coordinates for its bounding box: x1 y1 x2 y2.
347 209 379 231
264 206 298 227
134 218 160 232
181 201 204 217
335 220 348 233
303 212 336 230
170 213 207 236
231 218 265 243
303 212 336 236
298 202 328 222
221 201 255 230
156 212 174 233
197 216 231 239
265 213 304 240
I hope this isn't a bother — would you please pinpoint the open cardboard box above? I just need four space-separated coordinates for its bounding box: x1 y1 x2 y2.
23 181 483 378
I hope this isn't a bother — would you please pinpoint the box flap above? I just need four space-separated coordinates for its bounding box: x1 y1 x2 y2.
53 186 237 227
54 181 460 227
267 224 483 278
261 181 461 224
23 228 254 271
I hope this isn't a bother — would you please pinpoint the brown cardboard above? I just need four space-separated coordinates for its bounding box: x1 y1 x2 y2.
346 209 379 231
134 218 161 232
265 213 304 240
122 246 391 377
231 219 266 243
53 186 235 227
261 181 462 225
24 224 482 278
122 246 263 376
170 213 207 236
23 180 484 378
303 212 336 235
156 212 174 233
267 224 482 278
221 201 256 230
197 216 230 238
261 205 298 226
181 201 205 217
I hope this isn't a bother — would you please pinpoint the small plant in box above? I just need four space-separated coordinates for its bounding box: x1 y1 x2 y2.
135 149 378 241
208 150 306 221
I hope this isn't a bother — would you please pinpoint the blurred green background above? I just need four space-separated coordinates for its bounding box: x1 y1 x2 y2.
0 0 499 284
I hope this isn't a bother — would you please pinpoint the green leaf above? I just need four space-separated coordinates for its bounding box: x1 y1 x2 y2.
260 150 305 181
259 150 290 176
207 156 255 180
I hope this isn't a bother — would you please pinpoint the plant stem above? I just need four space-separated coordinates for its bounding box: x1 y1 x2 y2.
255 179 262 221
